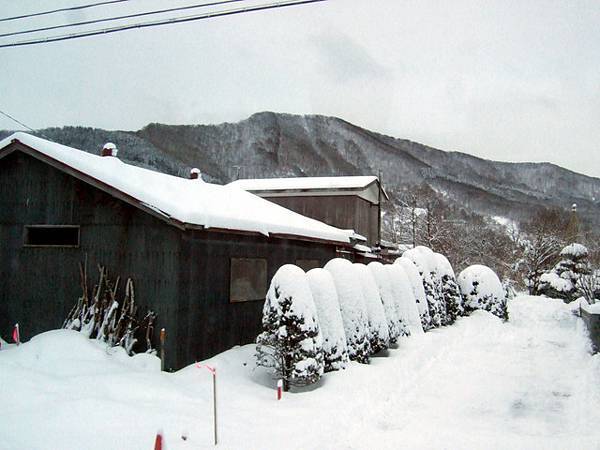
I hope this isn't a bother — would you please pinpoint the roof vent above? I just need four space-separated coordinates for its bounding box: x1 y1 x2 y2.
572 203 577 212
101 142 118 157
190 168 202 180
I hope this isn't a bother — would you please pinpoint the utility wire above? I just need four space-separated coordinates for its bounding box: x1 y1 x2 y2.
0 109 45 137
0 0 327 49
0 0 132 23
0 0 250 39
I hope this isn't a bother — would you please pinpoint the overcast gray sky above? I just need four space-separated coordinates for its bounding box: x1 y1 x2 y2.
1 0 599 177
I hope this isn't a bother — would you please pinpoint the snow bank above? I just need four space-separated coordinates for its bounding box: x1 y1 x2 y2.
394 257 432 329
306 268 349 371
368 261 402 343
386 264 423 335
3 296 600 449
458 264 508 320
324 259 371 363
353 263 390 353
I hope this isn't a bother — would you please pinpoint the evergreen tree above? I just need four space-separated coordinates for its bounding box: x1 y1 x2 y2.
354 263 390 354
458 265 508 321
368 261 403 344
403 246 446 327
306 268 349 372
394 257 433 331
325 258 371 363
256 265 324 390
538 243 591 302
434 253 464 323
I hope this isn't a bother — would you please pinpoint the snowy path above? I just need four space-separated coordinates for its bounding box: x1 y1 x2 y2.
1 296 600 449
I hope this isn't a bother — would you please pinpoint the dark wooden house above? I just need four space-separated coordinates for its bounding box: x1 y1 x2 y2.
228 176 387 247
0 133 360 370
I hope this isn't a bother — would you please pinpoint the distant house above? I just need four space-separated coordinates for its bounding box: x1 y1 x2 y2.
0 133 361 370
228 176 388 247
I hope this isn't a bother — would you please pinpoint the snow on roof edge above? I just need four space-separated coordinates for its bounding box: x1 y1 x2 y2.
228 175 379 191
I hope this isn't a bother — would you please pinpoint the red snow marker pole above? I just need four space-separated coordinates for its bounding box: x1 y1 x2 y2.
12 323 20 346
153 430 163 450
159 328 166 372
277 379 283 400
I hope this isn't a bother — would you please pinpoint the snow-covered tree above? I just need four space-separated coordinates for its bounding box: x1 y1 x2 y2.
324 258 371 363
306 268 349 372
394 257 432 330
518 208 566 294
402 246 447 327
434 253 464 323
386 264 422 335
537 243 591 303
368 261 402 344
353 263 390 353
256 265 324 390
457 265 508 321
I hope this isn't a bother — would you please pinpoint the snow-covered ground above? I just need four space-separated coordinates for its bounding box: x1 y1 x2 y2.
2 296 599 449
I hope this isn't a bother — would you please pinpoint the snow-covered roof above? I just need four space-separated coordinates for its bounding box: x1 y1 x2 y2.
0 132 357 244
229 176 379 192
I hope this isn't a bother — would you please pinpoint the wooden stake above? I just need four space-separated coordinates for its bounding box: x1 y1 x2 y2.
213 369 218 446
160 328 166 372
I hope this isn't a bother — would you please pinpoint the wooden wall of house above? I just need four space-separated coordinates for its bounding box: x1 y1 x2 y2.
0 150 336 370
264 195 380 245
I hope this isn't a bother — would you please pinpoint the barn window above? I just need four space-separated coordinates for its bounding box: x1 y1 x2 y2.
23 225 80 247
230 258 267 302
296 259 320 272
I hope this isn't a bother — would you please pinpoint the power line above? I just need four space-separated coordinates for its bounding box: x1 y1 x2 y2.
0 0 250 39
0 0 327 49
0 0 132 23
0 109 40 134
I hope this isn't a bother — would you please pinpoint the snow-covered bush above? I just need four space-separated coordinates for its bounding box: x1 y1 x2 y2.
457 265 508 321
63 263 155 355
368 261 402 343
537 243 591 303
402 246 447 327
256 265 324 390
306 268 349 372
434 253 464 323
353 263 390 353
394 257 432 330
386 264 422 335
324 258 371 363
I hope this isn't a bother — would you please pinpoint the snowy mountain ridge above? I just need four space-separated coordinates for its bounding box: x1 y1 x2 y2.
2 111 599 226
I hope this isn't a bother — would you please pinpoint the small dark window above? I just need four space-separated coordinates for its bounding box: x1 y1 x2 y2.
296 259 321 272
24 225 80 247
230 258 267 303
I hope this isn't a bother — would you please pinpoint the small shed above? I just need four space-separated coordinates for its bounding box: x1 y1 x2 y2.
0 133 360 370
228 176 387 246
